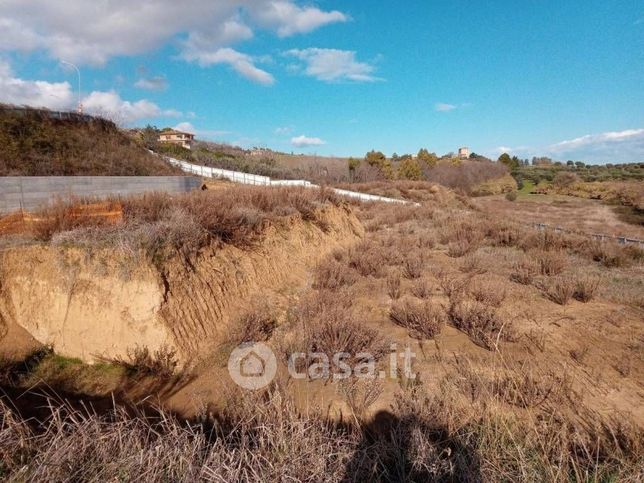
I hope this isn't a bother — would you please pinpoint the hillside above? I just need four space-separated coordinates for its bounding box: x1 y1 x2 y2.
0 183 642 480
0 105 181 176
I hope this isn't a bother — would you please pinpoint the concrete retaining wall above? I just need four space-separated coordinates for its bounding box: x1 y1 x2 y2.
0 176 202 213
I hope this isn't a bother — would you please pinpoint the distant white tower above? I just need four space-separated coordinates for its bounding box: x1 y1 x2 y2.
458 146 470 159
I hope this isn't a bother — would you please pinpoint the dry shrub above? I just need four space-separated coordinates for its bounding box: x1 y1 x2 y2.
117 345 178 378
574 274 601 302
411 278 432 299
447 240 475 258
348 242 384 278
459 253 487 274
295 291 387 362
468 280 506 308
424 159 508 193
402 253 423 279
448 299 512 350
438 216 483 256
389 298 446 339
539 275 576 305
588 240 632 268
228 305 277 344
533 249 568 276
520 229 569 252
416 231 436 249
30 186 342 257
313 258 357 290
510 256 539 285
493 369 572 408
437 271 470 299
386 272 402 300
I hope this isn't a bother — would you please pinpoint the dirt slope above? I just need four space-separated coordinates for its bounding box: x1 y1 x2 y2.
0 205 362 363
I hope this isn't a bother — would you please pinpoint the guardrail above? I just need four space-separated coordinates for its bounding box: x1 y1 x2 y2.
530 222 644 247
164 156 414 205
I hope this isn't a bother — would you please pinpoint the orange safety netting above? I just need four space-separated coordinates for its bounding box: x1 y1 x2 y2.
0 202 123 236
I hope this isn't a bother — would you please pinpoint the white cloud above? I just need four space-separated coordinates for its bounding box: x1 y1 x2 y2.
0 1 347 83
0 59 185 125
134 76 168 91
0 60 73 110
274 126 293 135
546 128 644 162
249 1 347 37
291 134 325 147
285 48 380 82
435 103 457 112
82 90 182 124
496 146 513 153
181 47 274 85
550 129 644 152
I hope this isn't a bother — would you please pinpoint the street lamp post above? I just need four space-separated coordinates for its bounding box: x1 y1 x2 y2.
61 61 82 114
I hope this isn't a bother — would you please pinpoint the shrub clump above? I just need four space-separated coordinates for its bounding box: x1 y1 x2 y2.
389 298 446 339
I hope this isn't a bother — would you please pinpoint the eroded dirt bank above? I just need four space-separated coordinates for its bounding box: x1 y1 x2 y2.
0 205 362 363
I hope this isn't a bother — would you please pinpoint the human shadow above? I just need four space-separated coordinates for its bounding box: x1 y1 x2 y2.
341 409 482 482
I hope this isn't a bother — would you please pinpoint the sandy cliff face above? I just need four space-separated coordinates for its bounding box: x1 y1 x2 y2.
0 205 362 363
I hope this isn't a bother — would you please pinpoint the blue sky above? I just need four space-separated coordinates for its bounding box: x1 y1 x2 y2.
1 0 642 162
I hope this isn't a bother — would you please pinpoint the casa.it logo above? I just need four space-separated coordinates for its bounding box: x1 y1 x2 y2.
227 342 277 390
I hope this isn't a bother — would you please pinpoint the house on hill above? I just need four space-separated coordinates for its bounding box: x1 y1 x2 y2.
458 146 470 159
158 129 195 150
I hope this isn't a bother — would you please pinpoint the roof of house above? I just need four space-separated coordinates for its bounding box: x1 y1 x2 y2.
159 130 195 137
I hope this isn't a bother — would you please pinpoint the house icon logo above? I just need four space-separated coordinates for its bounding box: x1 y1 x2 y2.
228 342 277 390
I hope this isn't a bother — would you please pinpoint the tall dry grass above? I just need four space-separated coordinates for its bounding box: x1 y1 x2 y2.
29 187 343 261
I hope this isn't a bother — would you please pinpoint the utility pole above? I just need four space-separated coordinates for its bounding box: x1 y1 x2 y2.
61 61 82 114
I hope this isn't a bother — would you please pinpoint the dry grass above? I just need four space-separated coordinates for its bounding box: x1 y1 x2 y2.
533 249 568 276
29 187 342 260
459 252 488 274
113 346 179 379
292 291 387 363
573 274 601 302
402 253 423 279
386 271 402 300
227 305 278 345
411 278 432 299
539 275 577 305
389 298 446 339
313 258 358 290
448 299 512 350
510 256 540 285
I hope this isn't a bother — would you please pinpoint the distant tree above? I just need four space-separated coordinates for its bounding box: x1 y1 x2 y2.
417 148 438 167
566 160 574 167
141 125 160 150
347 157 361 182
391 152 399 161
365 150 393 179
365 150 386 166
554 161 563 167
498 153 518 169
575 161 586 169
397 157 422 180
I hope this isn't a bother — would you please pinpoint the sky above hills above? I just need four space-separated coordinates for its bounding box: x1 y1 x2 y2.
1 0 642 163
